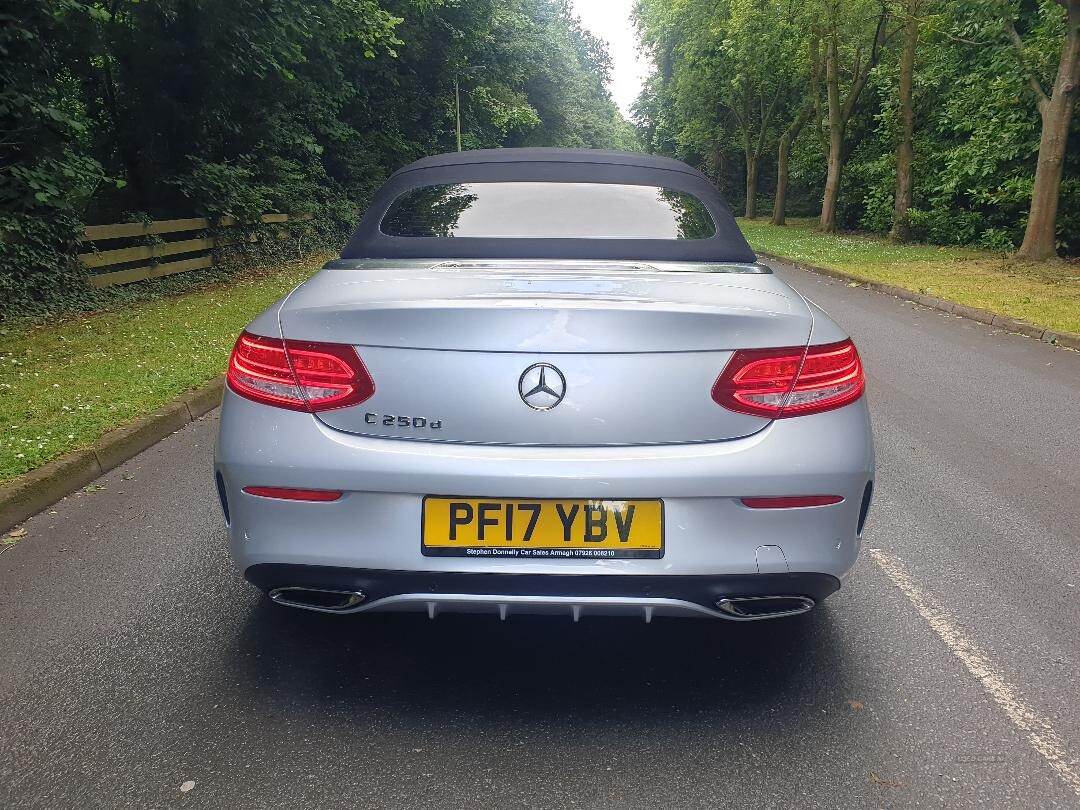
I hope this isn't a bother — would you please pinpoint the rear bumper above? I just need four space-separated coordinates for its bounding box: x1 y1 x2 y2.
246 565 840 620
216 388 874 583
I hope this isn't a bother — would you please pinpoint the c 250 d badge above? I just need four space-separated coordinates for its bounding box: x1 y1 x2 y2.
365 413 443 430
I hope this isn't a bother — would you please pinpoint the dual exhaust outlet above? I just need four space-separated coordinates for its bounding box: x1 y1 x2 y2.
715 595 815 620
269 587 365 613
268 586 815 620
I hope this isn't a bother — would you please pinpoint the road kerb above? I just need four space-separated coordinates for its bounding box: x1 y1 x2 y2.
0 450 102 534
1053 332 1080 351
182 378 227 420
756 250 1076 347
92 401 195 474
990 314 1046 340
950 303 996 325
0 376 225 533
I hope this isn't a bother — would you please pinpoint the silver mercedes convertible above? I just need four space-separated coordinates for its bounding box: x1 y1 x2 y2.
214 148 874 622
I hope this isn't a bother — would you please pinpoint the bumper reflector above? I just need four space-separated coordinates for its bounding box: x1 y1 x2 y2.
741 495 843 509
242 486 343 502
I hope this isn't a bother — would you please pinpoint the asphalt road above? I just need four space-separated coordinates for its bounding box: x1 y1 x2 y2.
2 260 1079 809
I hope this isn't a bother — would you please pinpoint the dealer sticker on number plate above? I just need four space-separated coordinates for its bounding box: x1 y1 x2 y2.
421 497 664 559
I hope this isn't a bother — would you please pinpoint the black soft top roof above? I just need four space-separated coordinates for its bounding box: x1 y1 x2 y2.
341 148 755 263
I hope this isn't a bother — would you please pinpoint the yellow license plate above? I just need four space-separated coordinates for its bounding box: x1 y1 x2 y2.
422 497 664 559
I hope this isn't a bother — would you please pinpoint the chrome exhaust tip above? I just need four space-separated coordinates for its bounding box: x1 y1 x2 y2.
268 587 365 613
716 595 815 620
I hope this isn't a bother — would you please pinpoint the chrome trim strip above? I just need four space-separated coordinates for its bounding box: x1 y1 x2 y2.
355 593 729 618
267 592 813 621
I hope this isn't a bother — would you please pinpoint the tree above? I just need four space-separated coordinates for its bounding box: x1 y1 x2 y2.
997 0 1080 259
819 0 890 232
721 0 807 218
2 0 638 317
772 33 820 225
889 0 921 241
0 0 106 312
634 0 808 217
636 0 1080 254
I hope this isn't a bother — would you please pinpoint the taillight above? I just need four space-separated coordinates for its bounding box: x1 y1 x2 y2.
227 331 375 412
712 338 864 418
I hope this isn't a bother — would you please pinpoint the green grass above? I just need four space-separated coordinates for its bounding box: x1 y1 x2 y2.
0 254 330 484
738 218 1080 334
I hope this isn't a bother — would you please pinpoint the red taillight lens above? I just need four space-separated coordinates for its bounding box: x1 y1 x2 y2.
712 346 805 417
242 486 342 502
712 339 864 418
783 339 864 416
227 331 375 412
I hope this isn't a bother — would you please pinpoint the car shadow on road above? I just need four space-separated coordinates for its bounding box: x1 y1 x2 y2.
228 599 852 727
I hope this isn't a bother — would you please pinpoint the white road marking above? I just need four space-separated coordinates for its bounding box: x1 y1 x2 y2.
868 547 1080 798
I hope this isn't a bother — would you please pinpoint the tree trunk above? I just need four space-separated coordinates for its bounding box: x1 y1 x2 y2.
772 104 811 226
711 140 725 185
820 37 844 233
820 125 844 233
780 31 822 227
745 151 759 219
772 138 792 226
890 0 919 242
818 8 888 233
1017 1 1079 260
101 55 148 209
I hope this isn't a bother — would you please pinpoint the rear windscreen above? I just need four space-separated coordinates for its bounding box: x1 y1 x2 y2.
380 182 716 240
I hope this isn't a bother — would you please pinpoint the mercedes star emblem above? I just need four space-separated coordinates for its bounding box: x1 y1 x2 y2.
518 363 566 411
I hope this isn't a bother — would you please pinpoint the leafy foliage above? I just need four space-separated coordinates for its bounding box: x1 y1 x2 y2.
1 0 636 318
842 0 1078 252
633 0 1079 255
1 2 106 313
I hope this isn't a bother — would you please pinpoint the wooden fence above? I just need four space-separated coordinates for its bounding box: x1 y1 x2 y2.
79 213 311 288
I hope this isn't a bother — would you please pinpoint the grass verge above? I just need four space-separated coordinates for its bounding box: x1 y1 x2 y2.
738 218 1080 334
0 253 330 484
